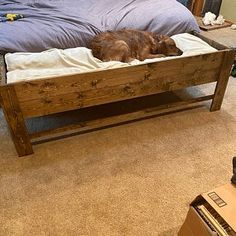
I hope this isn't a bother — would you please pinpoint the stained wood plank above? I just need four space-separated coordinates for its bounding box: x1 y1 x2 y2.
20 68 218 118
0 86 33 156
13 52 225 118
14 52 223 102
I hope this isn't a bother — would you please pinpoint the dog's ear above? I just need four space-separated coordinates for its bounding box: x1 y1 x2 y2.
156 35 169 42
152 33 163 42
158 40 167 54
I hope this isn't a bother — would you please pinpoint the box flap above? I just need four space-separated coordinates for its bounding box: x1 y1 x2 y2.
178 207 217 236
201 183 236 232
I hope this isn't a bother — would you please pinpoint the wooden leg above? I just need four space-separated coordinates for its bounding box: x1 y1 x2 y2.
0 85 33 156
210 50 235 111
192 0 204 16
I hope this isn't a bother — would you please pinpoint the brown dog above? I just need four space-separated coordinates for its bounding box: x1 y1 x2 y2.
90 29 183 63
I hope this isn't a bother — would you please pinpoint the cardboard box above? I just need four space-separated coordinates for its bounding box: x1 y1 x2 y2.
178 183 236 236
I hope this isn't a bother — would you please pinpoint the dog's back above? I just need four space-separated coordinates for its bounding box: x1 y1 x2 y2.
90 29 182 62
90 29 156 62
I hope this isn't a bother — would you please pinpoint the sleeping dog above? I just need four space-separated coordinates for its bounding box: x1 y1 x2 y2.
90 29 183 63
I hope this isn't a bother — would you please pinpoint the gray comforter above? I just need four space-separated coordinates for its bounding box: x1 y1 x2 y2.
0 0 199 53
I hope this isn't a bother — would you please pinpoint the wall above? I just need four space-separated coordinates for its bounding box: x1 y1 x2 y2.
220 0 236 22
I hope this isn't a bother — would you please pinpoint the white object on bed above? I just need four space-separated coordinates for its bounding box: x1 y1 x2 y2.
231 24 236 30
202 12 225 26
5 33 217 84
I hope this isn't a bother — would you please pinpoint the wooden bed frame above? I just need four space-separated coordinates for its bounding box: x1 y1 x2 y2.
0 33 235 156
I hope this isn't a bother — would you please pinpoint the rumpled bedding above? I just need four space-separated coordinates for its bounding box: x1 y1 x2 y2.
0 0 199 53
5 33 217 84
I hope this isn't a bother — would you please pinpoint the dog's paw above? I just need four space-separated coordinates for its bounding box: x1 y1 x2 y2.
156 54 166 58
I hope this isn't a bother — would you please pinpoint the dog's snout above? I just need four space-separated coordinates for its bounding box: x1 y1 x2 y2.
178 49 183 55
168 48 183 56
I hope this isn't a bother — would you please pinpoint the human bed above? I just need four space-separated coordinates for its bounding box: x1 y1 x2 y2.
0 0 235 156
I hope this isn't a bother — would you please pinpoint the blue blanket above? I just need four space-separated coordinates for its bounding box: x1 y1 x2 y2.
0 0 199 52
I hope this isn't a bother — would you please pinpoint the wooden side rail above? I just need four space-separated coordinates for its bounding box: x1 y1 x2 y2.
30 95 214 144
12 51 227 118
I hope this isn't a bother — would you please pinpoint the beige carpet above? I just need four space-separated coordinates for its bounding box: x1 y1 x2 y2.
0 78 236 236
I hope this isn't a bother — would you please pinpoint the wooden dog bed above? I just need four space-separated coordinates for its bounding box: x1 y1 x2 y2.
0 33 235 156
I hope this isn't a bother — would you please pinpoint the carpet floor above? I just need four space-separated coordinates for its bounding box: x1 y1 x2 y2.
0 78 235 236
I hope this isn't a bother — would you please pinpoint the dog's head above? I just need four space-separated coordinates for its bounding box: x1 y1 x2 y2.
153 34 183 56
